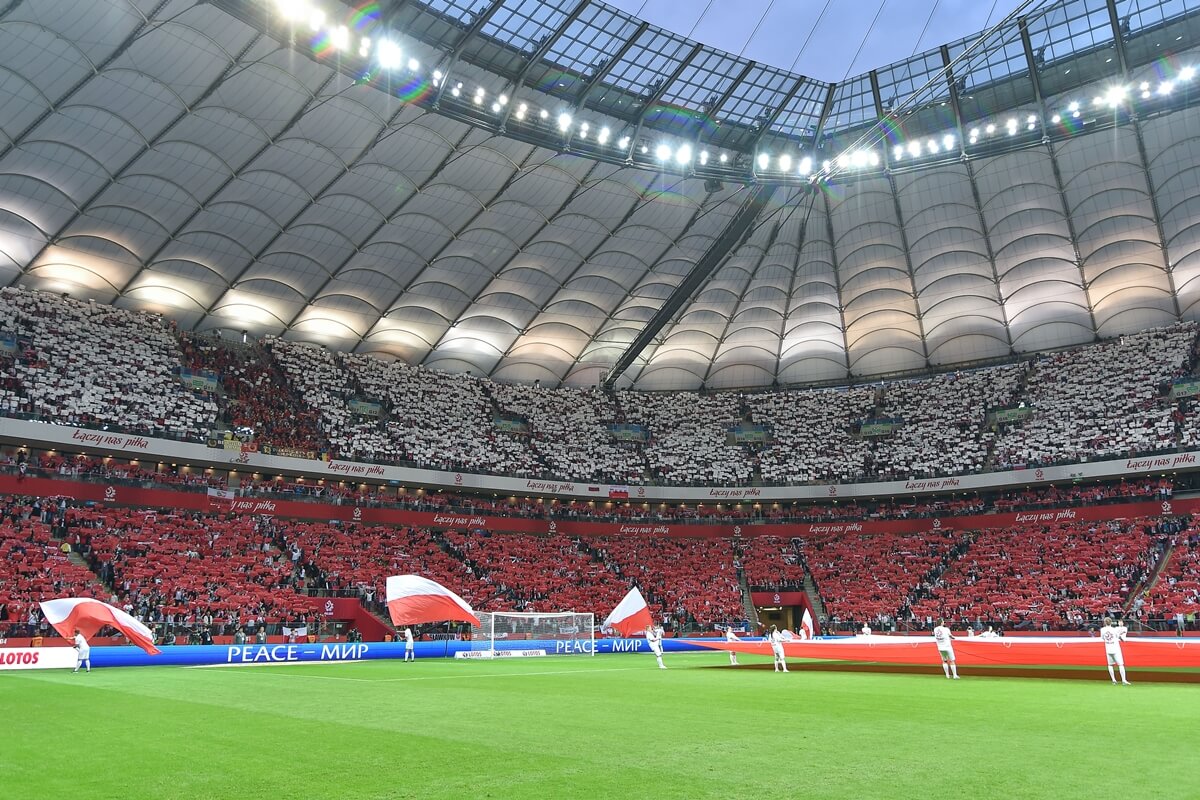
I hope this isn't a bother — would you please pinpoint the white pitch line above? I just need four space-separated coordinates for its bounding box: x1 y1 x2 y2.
211 665 649 683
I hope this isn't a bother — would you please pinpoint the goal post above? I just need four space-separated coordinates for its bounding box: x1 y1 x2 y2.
468 611 595 656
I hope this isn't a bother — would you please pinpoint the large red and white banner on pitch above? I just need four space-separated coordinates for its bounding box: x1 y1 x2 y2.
694 635 1200 668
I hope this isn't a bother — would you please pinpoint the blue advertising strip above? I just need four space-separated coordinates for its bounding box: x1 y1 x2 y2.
84 638 713 668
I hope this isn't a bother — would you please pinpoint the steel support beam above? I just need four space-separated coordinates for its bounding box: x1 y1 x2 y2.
602 181 777 388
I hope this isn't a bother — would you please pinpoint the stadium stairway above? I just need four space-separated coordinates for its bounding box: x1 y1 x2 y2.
898 532 974 621
801 571 825 622
736 570 759 627
359 602 397 636
66 549 112 599
429 530 521 607
981 362 1035 471
1124 539 1177 618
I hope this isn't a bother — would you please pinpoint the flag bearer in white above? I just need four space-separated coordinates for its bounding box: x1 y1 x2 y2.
645 624 666 669
1101 617 1131 685
72 629 90 674
769 626 787 673
403 627 415 662
724 626 739 666
933 620 958 679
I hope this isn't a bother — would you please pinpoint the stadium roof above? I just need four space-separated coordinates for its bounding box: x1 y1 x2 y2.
601 0 1029 82
0 0 1198 389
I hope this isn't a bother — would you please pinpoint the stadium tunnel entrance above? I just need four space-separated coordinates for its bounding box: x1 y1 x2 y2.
751 591 818 636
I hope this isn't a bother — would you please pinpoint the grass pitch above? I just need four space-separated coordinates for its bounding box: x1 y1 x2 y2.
1 652 1192 799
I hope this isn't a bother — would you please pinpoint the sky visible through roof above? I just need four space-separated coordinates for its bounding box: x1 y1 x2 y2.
603 0 1032 82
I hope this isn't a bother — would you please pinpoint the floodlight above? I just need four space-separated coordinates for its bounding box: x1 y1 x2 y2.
330 25 349 50
376 39 401 69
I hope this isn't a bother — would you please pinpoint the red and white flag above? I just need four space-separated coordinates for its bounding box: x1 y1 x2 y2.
799 608 816 640
39 597 161 655
385 575 480 627
602 586 653 637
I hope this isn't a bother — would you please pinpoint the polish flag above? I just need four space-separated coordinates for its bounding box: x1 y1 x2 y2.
385 575 480 627
799 608 816 640
602 587 653 637
40 598 161 655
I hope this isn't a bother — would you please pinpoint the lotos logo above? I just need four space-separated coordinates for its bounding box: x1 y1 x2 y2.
454 473 463 485
104 486 116 502
0 651 39 665
352 507 362 521
1162 501 1173 514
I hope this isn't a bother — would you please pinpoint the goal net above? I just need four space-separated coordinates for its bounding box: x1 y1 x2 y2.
468 612 595 656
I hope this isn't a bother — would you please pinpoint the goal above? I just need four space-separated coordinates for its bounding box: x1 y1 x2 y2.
468 611 595 656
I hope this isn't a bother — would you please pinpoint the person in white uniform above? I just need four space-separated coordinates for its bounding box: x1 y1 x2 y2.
932 620 959 679
860 623 872 636
1100 617 1131 685
72 629 90 674
724 626 740 666
645 624 666 669
403 627 415 662
769 625 788 673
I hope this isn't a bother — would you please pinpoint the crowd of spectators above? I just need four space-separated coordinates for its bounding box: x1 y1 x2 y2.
0 444 1180 530
73 508 312 638
0 288 217 439
278 521 478 610
586 535 744 627
751 387 876 483
865 365 1022 479
269 341 544 476
738 535 807 591
992 325 1197 468
1138 523 1200 624
4 490 1197 638
442 530 627 614
800 530 966 628
616 391 754 485
179 333 327 453
909 518 1159 630
0 495 97 637
489 382 646 484
3 289 1200 489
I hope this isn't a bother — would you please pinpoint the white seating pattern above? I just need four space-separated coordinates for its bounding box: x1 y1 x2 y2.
869 365 1023 478
0 288 216 439
1 289 1198 486
617 390 755 485
489 382 647 484
751 387 876 483
992 326 1195 467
